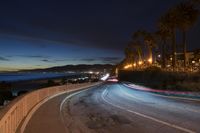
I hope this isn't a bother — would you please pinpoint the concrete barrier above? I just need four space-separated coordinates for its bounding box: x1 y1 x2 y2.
0 82 99 133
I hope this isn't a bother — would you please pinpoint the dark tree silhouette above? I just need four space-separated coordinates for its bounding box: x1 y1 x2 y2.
175 1 199 70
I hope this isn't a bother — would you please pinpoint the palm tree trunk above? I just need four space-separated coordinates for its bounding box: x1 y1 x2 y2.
149 46 153 64
182 30 187 71
162 39 166 69
172 28 176 71
138 50 142 62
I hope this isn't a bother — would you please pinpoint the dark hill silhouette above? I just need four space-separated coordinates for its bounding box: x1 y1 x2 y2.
22 64 114 72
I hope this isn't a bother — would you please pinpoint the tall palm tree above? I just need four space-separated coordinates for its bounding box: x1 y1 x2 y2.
139 31 157 64
191 0 200 6
131 40 143 64
133 30 146 39
133 30 156 65
124 44 135 68
132 30 146 66
157 16 172 68
162 9 178 71
175 1 199 70
127 40 142 65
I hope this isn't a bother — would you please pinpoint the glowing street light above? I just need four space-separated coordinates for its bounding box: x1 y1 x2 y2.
148 58 152 64
138 61 143 65
124 64 132 69
124 65 129 69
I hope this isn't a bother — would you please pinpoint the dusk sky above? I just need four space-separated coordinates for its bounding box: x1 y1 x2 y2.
0 0 199 71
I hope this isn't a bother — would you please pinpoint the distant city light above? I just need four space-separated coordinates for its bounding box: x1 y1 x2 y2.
88 71 93 74
101 73 110 81
107 78 118 82
95 72 100 74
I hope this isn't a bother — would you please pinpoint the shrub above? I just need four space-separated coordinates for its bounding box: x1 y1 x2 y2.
17 90 28 96
0 94 4 105
0 90 14 105
144 66 162 72
1 91 13 100
47 79 56 87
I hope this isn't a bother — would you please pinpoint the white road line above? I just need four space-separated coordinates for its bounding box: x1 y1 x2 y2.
119 86 147 102
119 85 200 114
101 87 196 133
150 92 200 102
59 87 96 132
123 84 200 102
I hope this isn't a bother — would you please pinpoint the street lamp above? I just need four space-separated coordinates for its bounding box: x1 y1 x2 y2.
124 64 132 69
148 58 152 64
138 61 143 65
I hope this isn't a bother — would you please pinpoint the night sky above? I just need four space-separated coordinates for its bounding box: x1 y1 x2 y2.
0 0 199 71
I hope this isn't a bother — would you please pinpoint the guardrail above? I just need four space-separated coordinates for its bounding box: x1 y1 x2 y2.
0 83 97 133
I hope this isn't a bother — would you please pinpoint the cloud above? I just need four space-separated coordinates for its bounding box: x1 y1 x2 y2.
100 57 121 61
41 59 52 63
6 54 50 59
79 57 122 64
26 55 49 58
80 58 96 62
15 55 50 58
99 57 122 64
40 58 74 63
0 56 10 61
54 59 72 62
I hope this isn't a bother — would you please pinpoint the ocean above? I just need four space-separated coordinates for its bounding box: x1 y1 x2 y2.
0 72 78 82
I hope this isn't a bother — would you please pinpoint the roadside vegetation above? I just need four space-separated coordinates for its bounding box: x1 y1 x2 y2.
119 0 200 72
119 68 200 92
117 0 200 92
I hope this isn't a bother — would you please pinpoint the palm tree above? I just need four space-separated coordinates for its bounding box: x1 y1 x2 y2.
143 32 157 64
133 30 156 65
157 16 172 69
161 9 178 71
175 1 199 70
124 44 135 69
131 40 143 64
133 30 146 39
191 0 200 6
132 30 146 66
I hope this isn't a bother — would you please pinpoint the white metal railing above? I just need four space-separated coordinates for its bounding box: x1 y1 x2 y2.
0 83 97 133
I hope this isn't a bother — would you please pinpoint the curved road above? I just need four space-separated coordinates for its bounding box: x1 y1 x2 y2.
24 83 200 133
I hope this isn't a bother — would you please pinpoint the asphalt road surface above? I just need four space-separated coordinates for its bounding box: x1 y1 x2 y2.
24 83 200 133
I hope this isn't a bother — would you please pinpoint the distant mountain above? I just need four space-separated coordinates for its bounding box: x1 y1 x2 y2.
22 64 114 72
